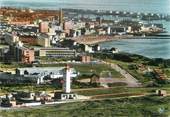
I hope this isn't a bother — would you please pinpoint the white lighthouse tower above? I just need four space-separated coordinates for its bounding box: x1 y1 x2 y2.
55 64 77 100
63 65 71 93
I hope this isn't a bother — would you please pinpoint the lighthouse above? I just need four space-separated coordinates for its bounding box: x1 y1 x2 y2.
63 65 71 93
54 64 77 100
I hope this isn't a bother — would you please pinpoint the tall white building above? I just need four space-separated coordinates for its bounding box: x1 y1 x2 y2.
53 65 77 100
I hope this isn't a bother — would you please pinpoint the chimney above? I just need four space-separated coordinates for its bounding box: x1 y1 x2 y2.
59 9 63 26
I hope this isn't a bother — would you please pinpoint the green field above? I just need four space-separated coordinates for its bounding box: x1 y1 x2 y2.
1 96 170 117
105 59 157 84
73 64 123 78
164 68 170 78
75 87 153 96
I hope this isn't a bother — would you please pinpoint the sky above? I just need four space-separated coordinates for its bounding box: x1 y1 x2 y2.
0 0 62 3
2 0 170 3
1 0 170 14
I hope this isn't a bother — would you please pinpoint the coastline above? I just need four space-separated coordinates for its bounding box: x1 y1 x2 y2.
72 35 170 45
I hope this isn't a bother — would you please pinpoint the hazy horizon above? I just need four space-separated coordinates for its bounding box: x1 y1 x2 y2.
1 0 170 14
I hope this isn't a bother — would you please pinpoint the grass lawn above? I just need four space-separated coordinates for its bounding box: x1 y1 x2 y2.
164 68 170 78
1 96 170 117
106 59 156 84
75 87 155 96
0 85 57 94
0 44 8 48
73 64 123 78
0 63 16 69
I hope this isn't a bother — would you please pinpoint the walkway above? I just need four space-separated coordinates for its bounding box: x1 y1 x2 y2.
101 60 142 87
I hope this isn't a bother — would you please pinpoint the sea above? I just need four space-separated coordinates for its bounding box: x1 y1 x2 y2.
100 39 170 59
1 0 170 59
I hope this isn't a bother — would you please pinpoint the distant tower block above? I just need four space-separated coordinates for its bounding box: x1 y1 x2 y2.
39 21 49 33
63 64 71 93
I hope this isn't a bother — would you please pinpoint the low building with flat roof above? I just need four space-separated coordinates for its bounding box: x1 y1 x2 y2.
16 67 78 84
38 47 76 58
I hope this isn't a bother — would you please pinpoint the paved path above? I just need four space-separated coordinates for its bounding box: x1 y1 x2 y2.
101 61 142 87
